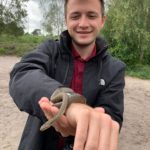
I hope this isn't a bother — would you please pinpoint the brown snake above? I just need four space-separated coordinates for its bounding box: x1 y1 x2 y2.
40 88 86 131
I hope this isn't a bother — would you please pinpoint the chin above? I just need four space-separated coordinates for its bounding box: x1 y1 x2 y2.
73 39 95 47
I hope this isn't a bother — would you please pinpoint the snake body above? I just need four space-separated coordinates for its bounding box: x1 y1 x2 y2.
40 88 86 131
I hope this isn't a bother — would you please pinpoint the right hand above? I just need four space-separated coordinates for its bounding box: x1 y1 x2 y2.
39 97 76 137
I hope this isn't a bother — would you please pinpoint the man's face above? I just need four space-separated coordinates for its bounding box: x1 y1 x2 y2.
65 0 105 47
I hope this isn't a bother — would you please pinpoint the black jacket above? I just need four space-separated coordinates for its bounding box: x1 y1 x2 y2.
9 30 126 150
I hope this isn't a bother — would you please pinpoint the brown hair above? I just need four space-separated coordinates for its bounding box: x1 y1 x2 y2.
64 0 105 17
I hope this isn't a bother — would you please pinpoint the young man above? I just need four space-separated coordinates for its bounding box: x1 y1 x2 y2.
9 0 126 149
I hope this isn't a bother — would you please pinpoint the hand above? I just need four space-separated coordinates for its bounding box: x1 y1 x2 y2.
39 97 76 137
66 103 120 150
39 97 119 150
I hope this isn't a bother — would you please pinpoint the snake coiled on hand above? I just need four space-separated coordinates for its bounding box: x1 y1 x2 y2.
40 88 86 131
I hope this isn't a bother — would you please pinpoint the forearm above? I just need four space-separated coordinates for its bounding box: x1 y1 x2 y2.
10 69 62 121
9 46 62 121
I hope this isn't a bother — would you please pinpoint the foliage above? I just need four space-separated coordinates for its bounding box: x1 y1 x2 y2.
0 0 28 36
32 29 41 35
102 0 150 66
126 64 150 79
38 0 65 36
0 34 49 56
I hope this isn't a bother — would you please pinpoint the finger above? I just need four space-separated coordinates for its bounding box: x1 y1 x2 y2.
73 110 90 150
109 121 119 150
84 111 101 150
55 119 75 137
38 97 50 104
94 107 105 113
98 114 112 150
38 97 53 108
39 97 54 119
51 107 75 137
50 106 69 130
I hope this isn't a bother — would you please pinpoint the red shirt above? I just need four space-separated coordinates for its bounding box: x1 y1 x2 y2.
58 44 96 150
70 45 96 94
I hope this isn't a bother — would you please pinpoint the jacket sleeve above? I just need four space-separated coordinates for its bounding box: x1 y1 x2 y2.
9 40 63 123
96 58 126 128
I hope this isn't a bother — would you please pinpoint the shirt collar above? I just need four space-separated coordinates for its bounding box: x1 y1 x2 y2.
72 44 96 62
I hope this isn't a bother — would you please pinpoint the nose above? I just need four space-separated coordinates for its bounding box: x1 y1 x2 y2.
78 16 89 28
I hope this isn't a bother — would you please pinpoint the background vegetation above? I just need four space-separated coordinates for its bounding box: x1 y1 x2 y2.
101 0 150 79
102 0 150 66
0 0 149 79
0 34 47 56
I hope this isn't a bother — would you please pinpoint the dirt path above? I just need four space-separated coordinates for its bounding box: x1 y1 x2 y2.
0 56 150 150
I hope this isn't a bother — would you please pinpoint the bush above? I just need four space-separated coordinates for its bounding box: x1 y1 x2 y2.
126 64 150 79
102 0 150 66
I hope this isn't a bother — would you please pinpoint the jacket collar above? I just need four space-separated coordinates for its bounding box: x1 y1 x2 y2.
59 30 108 58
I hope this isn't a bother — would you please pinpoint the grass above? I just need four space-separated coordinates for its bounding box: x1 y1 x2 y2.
0 34 49 56
0 42 38 56
0 34 48 43
126 64 150 80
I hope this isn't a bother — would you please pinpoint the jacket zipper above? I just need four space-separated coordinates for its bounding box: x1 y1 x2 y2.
62 56 70 85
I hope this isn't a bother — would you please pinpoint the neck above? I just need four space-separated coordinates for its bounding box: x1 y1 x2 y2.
72 42 95 60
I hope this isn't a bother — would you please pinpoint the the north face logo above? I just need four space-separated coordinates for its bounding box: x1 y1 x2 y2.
99 79 105 86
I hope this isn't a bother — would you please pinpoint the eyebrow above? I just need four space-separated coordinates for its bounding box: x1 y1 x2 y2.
70 12 80 15
87 11 98 14
70 11 99 15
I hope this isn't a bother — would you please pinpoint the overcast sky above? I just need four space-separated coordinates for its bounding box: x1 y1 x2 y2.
24 0 43 33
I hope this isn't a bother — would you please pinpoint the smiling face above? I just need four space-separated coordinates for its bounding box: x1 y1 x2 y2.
65 0 106 47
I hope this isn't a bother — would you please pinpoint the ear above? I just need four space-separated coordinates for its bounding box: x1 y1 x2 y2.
64 15 68 27
65 17 67 26
100 15 107 28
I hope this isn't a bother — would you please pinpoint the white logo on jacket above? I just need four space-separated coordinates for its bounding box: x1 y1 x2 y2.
99 79 105 86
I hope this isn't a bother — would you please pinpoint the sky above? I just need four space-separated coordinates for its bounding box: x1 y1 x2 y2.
24 0 43 33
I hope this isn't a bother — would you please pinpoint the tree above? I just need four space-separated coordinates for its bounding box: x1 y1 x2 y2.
38 0 65 37
0 0 29 35
102 0 150 65
32 29 41 35
4 21 24 36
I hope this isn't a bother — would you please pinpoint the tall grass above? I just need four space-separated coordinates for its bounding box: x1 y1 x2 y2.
126 64 150 80
0 34 49 56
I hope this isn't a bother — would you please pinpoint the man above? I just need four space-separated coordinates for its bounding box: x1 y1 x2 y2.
9 0 126 149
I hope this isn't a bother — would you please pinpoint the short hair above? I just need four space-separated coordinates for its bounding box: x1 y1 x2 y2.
64 0 105 17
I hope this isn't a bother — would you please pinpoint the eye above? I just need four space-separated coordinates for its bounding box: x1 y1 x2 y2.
89 15 97 19
71 15 80 20
88 12 98 19
70 12 81 20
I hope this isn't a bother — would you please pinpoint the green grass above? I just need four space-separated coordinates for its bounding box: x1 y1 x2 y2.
126 64 150 79
0 34 49 56
0 34 48 43
0 42 38 56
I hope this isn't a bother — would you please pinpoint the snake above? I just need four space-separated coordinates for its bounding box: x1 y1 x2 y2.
40 88 86 132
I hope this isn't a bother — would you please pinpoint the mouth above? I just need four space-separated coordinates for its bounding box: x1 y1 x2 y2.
76 31 92 34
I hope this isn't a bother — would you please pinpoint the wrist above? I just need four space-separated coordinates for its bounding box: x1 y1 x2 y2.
66 103 92 127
